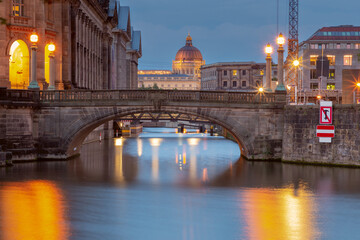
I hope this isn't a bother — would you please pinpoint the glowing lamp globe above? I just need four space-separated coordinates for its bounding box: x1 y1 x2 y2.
48 43 56 52
30 33 39 43
277 33 285 46
293 60 300 67
317 95 322 100
265 44 273 55
258 87 264 93
356 82 360 87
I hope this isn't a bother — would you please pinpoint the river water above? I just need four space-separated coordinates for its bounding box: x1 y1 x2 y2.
1 127 360 240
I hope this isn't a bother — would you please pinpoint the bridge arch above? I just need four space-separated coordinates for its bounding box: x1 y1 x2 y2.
61 107 253 159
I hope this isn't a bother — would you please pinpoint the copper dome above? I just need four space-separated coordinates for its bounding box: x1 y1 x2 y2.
175 34 203 61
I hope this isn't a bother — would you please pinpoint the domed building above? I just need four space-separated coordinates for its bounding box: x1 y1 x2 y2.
172 34 205 80
138 34 205 90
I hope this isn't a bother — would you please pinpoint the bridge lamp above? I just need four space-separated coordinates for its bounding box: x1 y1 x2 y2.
265 44 273 56
30 32 39 45
276 33 285 47
317 95 322 100
47 43 56 90
264 43 273 91
258 87 264 93
275 33 286 91
28 31 40 89
287 85 291 90
356 82 360 88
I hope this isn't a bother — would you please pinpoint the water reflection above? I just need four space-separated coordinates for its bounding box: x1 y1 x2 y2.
0 180 68 240
242 186 319 240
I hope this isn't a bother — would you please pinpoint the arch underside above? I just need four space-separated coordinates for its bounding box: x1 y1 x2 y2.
61 107 253 159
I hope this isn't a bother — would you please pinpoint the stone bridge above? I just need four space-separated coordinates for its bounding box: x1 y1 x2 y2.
1 89 359 166
0 89 286 161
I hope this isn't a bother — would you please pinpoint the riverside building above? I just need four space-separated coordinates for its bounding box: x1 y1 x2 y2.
0 0 141 90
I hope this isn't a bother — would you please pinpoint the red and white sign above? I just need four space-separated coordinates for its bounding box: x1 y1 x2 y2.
320 101 333 124
316 125 335 143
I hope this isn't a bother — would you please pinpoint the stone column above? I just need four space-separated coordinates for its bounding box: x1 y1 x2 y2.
266 54 272 91
48 51 56 90
275 44 286 92
28 44 39 89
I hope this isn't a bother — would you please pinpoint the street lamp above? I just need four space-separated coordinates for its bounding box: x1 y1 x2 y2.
275 33 286 92
265 43 273 91
48 43 56 90
28 31 40 89
356 82 360 104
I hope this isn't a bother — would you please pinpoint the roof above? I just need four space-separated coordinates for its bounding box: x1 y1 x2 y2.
118 6 130 31
139 74 191 78
307 25 360 41
175 34 203 61
201 62 264 69
131 30 141 52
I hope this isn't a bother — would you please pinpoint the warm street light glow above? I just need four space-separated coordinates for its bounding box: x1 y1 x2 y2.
277 33 285 46
287 85 291 90
48 43 56 52
356 82 360 87
293 59 300 67
265 44 273 55
30 32 39 44
317 95 322 100
258 87 264 93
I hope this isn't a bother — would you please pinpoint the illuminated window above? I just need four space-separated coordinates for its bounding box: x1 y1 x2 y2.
260 70 264 76
310 55 318 66
232 70 237 76
344 55 352 66
12 0 24 16
336 43 341 49
310 69 317 79
328 69 335 79
347 44 351 49
327 83 335 90
327 55 335 65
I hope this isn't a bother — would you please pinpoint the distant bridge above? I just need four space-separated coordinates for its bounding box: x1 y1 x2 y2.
0 88 287 161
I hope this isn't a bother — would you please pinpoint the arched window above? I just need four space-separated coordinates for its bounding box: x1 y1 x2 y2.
9 40 30 89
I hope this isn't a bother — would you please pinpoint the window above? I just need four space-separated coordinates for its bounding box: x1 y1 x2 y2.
242 70 246 75
232 70 237 76
310 69 317 79
12 0 24 16
310 55 318 66
327 55 335 65
310 44 316 49
260 70 264 76
310 83 319 89
223 81 228 87
344 55 352 65
356 44 360 49
327 83 335 90
336 43 341 49
328 69 335 79
232 81 237 87
242 81 247 87
347 44 351 49
224 70 227 76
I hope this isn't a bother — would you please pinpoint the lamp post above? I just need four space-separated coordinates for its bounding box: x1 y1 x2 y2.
355 82 360 104
28 32 39 89
48 43 56 90
292 59 300 104
264 43 273 91
275 33 286 92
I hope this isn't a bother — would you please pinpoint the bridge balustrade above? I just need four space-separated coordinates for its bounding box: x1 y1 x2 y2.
0 89 283 105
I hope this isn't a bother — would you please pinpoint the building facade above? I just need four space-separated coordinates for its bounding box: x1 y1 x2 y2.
138 34 204 90
299 25 360 91
201 62 265 90
138 70 199 90
0 0 141 90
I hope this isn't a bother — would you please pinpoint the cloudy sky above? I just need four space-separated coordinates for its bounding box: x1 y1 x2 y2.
120 0 360 70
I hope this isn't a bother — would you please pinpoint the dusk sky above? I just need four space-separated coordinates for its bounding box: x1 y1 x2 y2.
121 0 360 70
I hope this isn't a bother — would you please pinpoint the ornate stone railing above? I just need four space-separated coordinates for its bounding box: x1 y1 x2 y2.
0 89 285 105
